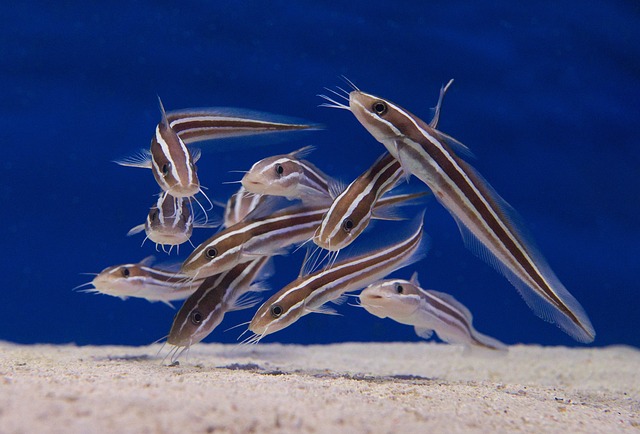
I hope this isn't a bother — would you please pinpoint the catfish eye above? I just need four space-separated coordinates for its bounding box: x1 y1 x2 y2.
372 101 387 115
190 310 203 325
275 164 284 176
270 304 283 318
121 268 130 278
162 162 171 176
342 218 354 233
150 210 159 221
396 284 404 294
205 247 218 259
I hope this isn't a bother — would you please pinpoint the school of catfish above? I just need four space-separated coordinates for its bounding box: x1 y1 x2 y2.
79 79 594 363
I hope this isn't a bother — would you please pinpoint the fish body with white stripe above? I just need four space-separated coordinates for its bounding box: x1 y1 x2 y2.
323 82 594 343
314 152 404 251
167 256 272 350
247 213 428 340
116 98 202 199
241 145 334 202
128 193 219 253
181 192 426 279
359 273 506 352
78 257 201 307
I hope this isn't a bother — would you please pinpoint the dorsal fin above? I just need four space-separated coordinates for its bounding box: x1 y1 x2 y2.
429 78 454 128
288 145 316 160
410 271 421 287
157 96 169 126
139 256 157 267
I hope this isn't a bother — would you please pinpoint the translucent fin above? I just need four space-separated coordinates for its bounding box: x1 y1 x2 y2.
114 148 153 169
160 300 175 309
414 326 434 340
429 78 454 128
288 145 316 159
447 162 594 343
190 147 202 163
430 128 476 160
157 96 169 126
307 304 340 316
327 178 348 200
139 256 157 267
392 140 414 182
410 271 421 287
229 293 263 312
330 294 349 305
127 224 146 236
253 257 276 284
371 200 412 221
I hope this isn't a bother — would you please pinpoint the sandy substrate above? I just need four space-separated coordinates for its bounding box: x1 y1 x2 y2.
0 341 638 433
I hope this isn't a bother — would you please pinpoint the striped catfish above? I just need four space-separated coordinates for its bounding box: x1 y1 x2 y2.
181 192 425 279
128 193 218 253
247 212 427 340
116 98 202 199
241 145 334 203
321 82 594 342
313 152 404 251
359 272 506 352
77 256 202 307
167 256 272 353
314 81 449 251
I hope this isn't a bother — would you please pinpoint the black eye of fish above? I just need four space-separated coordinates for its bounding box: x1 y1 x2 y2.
205 248 218 259
190 310 203 325
122 268 130 278
270 304 283 318
396 284 404 294
372 101 387 115
150 210 159 221
162 162 171 176
342 218 354 233
275 164 284 176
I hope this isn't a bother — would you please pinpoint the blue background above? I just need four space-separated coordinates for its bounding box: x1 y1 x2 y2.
1 1 638 348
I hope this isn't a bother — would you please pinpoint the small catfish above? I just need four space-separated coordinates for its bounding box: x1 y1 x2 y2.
116 98 203 199
128 193 219 254
241 145 334 203
77 257 202 307
167 256 272 353
359 273 506 352
246 212 428 342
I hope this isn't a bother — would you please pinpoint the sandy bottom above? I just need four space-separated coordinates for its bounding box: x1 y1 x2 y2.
0 341 638 433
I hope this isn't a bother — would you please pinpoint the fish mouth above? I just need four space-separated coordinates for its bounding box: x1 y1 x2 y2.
170 184 200 198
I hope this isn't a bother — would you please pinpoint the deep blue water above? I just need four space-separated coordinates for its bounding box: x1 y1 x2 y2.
1 1 638 348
